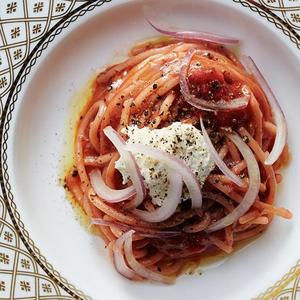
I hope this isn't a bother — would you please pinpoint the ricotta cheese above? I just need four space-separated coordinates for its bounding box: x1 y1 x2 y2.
115 122 215 206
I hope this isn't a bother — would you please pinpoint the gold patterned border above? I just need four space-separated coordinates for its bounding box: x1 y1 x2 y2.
0 1 299 299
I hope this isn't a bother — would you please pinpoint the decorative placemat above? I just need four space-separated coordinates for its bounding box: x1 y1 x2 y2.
0 1 299 299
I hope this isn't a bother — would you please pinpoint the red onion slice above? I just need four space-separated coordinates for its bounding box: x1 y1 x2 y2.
113 231 141 280
200 117 245 187
133 169 183 222
241 56 287 165
180 49 249 112
206 132 260 232
144 6 239 45
103 126 146 206
124 143 202 208
90 169 135 203
124 230 175 284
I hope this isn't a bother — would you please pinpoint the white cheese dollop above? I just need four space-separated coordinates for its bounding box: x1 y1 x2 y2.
115 122 215 206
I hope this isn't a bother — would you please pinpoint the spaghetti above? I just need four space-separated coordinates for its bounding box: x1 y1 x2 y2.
65 30 292 283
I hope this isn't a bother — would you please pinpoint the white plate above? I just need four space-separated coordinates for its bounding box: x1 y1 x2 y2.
2 0 300 299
